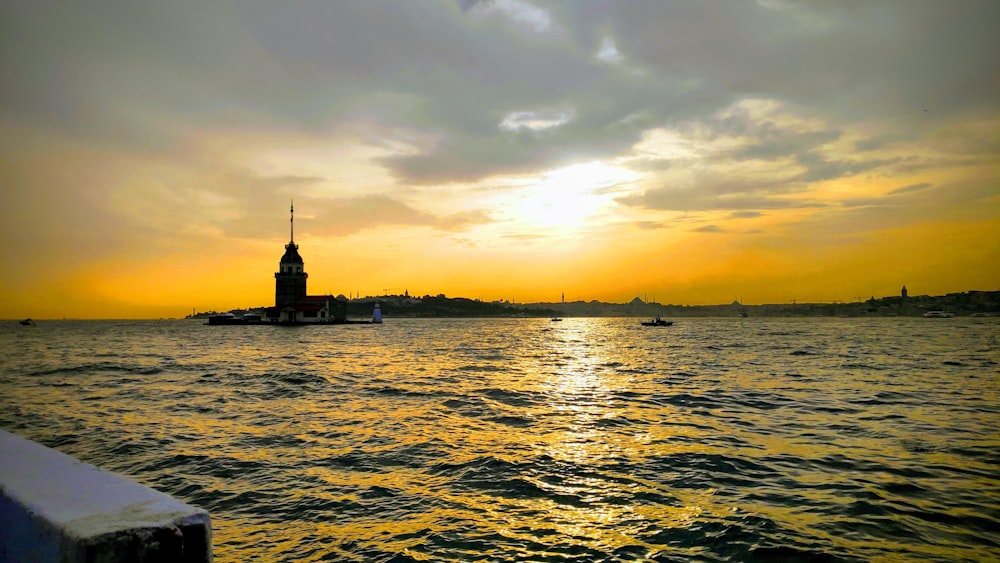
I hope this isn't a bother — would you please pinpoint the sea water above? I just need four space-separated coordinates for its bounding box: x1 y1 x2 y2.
1 317 997 562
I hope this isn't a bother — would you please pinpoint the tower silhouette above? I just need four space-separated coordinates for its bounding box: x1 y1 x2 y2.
275 201 308 308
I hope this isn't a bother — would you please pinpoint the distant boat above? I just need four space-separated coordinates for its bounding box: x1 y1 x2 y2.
922 310 955 318
207 313 241 325
550 317 562 322
372 303 383 324
740 309 748 318
19 318 35 326
641 317 673 327
204 311 264 325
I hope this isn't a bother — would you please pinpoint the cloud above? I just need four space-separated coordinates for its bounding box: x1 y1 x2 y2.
693 225 723 233
621 189 821 212
855 178 995 210
854 132 909 152
736 130 841 161
616 168 821 212
888 182 933 196
795 151 901 183
502 232 548 240
458 0 484 12
620 96 929 216
499 108 575 132
4 1 997 190
607 2 999 117
732 211 762 219
632 220 670 230
596 37 625 64
221 193 494 239
482 0 553 33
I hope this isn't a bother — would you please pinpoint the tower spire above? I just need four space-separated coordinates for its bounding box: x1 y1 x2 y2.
290 200 294 243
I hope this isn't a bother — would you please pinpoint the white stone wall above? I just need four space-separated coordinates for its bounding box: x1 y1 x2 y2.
0 429 211 562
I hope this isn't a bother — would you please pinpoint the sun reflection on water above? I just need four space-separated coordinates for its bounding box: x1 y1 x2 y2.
2 318 998 561
513 318 724 555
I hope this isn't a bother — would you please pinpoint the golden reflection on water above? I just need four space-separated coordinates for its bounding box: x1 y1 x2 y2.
521 319 721 554
2 318 998 561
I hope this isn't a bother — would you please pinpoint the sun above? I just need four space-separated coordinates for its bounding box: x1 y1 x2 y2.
509 161 636 232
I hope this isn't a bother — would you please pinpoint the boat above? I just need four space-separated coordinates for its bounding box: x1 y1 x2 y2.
205 311 266 325
19 318 34 326
372 303 383 324
207 313 238 325
207 313 245 325
641 317 673 327
922 310 955 318
550 317 562 322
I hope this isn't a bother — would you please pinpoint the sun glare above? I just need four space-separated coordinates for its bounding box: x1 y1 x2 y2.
509 161 636 232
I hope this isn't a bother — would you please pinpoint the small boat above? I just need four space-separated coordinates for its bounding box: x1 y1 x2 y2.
19 318 35 326
922 310 955 318
641 317 673 327
207 313 245 325
550 317 562 322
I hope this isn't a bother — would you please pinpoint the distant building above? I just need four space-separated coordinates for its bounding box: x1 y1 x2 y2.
265 203 347 323
901 285 908 299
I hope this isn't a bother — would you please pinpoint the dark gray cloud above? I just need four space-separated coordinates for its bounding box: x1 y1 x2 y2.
736 130 841 161
458 0 485 12
600 1 1000 117
855 132 909 153
1 0 997 188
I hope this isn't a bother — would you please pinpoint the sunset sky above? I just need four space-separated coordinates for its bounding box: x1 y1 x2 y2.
2 1 998 319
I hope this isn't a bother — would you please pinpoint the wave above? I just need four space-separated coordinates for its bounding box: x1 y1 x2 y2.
2 317 997 561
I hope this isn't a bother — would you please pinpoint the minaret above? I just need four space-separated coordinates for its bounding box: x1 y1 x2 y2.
275 201 308 308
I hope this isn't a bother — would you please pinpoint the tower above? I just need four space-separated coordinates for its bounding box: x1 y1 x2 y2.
275 201 308 308
901 285 908 299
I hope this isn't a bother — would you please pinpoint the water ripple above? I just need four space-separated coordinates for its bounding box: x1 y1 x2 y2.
1 317 998 561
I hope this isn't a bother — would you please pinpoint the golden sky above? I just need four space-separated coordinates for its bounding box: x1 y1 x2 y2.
1 1 998 319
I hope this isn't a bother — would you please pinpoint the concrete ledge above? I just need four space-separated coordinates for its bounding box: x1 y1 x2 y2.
0 429 211 562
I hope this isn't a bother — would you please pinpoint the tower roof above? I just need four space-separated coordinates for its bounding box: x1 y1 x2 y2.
280 242 303 264
279 201 304 264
